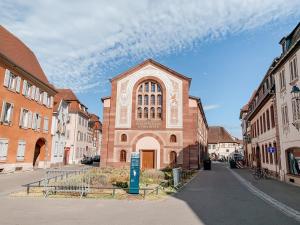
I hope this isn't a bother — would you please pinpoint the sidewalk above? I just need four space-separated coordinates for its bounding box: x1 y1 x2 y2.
233 167 300 212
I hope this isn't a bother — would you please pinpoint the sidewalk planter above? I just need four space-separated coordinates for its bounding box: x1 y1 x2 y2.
229 160 236 169
203 159 211 170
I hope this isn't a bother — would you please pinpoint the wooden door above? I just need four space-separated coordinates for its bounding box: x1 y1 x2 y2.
142 150 155 169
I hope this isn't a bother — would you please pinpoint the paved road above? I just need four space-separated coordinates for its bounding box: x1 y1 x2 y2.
0 163 299 225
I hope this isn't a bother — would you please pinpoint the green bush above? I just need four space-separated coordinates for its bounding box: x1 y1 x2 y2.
115 181 128 188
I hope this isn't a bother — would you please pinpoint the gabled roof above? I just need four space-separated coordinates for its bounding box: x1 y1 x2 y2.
53 90 69 113
208 126 236 144
0 25 50 85
110 59 192 85
56 89 79 102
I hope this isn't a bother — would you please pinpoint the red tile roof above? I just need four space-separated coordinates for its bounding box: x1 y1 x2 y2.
208 126 236 144
0 25 50 85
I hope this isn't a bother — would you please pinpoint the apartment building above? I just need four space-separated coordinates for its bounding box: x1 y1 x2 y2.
89 114 102 156
208 126 241 160
50 92 69 166
57 89 90 164
0 25 56 172
273 22 300 185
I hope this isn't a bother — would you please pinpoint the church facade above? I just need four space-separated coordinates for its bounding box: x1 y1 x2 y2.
101 59 208 169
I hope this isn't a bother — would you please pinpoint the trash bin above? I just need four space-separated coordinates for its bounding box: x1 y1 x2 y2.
203 159 211 170
229 159 236 169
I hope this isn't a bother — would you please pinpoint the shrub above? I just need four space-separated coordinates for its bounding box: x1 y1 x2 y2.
140 169 164 185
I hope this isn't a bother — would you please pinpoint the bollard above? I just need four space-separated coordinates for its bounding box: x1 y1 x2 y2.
143 189 146 199
27 185 30 195
112 188 115 197
156 187 159 195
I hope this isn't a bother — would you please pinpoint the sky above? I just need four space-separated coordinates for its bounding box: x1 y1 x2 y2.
1 0 300 138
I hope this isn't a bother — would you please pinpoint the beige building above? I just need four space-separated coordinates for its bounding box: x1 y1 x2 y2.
273 22 300 185
208 126 241 160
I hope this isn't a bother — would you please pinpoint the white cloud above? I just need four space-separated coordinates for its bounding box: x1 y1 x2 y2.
204 104 221 111
1 0 300 92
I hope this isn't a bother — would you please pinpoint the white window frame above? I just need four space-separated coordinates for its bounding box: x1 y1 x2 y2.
289 56 298 82
0 101 14 125
279 69 286 91
43 117 49 132
16 140 26 161
292 98 300 122
0 139 8 161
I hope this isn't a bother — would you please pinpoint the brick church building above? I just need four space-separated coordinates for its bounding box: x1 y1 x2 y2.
101 59 208 169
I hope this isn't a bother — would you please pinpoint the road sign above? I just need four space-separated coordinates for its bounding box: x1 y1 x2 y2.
267 147 276 153
129 152 140 194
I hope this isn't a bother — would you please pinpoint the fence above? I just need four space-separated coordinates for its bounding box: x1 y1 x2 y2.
22 167 159 199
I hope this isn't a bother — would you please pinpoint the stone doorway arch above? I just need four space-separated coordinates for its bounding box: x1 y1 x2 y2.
33 138 47 168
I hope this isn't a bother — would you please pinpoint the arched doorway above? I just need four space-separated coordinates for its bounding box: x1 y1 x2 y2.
33 138 46 168
135 136 161 169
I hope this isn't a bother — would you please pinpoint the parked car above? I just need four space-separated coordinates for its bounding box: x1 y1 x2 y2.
81 156 93 165
93 155 100 162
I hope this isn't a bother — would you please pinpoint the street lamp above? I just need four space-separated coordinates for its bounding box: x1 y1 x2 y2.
291 85 300 130
291 85 300 100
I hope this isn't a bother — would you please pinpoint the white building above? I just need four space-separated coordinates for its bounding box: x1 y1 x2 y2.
50 93 69 166
208 126 241 160
273 22 300 185
57 89 91 164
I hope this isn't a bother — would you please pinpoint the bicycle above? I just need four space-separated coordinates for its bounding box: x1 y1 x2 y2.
252 168 269 180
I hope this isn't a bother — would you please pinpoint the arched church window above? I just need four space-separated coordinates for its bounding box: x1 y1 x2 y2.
150 107 155 119
137 107 142 118
157 107 162 119
144 107 148 119
170 134 177 143
136 80 162 120
138 95 142 105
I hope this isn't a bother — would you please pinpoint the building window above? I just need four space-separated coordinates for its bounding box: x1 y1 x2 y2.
262 145 265 163
265 144 269 163
138 95 142 105
170 134 177 143
170 151 177 166
121 134 127 142
279 69 286 90
269 143 273 164
150 107 155 119
137 107 142 118
266 109 270 130
120 150 126 162
287 149 300 176
144 95 149 105
289 56 298 82
0 139 8 161
263 113 266 133
270 105 275 128
16 140 26 161
144 107 148 119
292 98 300 122
260 116 263 134
281 104 289 127
20 108 31 128
151 95 155 105
157 107 162 119
0 102 14 124
136 80 162 120
43 117 49 132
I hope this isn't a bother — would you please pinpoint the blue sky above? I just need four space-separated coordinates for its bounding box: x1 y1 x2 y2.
79 18 300 138
1 1 300 138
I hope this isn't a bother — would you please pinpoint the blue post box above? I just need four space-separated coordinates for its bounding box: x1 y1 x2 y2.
129 152 140 194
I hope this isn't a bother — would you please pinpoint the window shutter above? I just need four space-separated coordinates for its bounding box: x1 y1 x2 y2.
43 92 47 105
32 113 36 129
16 77 21 93
50 96 53 108
51 117 56 135
37 115 41 130
19 108 24 127
3 69 10 87
27 111 32 128
31 86 36 99
22 80 27 95
35 87 39 101
9 103 14 125
0 101 6 122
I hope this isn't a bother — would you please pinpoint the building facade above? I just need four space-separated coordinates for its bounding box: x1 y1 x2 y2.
101 59 208 169
273 23 300 185
89 114 102 156
241 22 300 186
50 93 69 166
0 26 56 172
208 126 241 160
57 89 90 164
